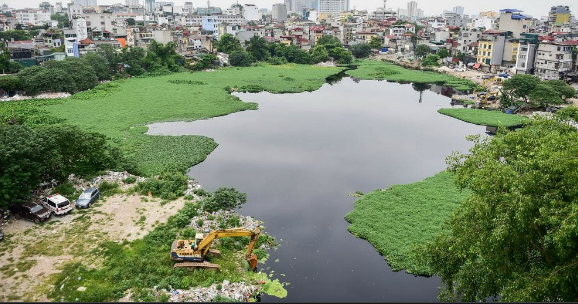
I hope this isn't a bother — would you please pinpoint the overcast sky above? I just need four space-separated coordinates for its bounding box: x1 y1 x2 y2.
4 0 576 19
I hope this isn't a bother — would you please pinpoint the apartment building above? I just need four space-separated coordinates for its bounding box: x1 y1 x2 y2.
534 42 573 80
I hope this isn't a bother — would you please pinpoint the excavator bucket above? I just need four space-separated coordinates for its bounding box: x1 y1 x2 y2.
246 253 258 270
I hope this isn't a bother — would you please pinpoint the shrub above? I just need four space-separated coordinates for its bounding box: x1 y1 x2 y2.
123 176 137 184
193 188 211 197
99 181 121 197
202 188 247 213
350 43 372 58
267 56 287 65
229 51 253 67
0 75 22 91
135 171 188 200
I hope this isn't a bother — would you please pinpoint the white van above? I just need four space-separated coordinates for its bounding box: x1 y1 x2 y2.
43 194 73 215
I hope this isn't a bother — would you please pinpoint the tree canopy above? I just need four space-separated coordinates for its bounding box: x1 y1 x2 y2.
369 36 383 49
415 44 431 59
246 36 270 62
350 43 372 59
501 75 575 108
228 50 253 67
216 34 242 54
202 188 247 212
437 48 450 59
423 110 578 302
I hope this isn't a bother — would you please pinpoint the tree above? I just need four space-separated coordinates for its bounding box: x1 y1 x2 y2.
0 30 31 41
350 43 372 58
437 48 450 59
191 54 218 71
423 112 578 302
121 46 147 76
202 188 247 212
316 35 341 46
0 41 21 74
144 40 183 72
502 74 540 103
228 50 253 67
415 44 431 59
369 36 383 49
216 33 242 54
529 83 564 108
18 58 98 95
310 45 330 63
543 79 576 100
51 13 69 28
0 75 21 91
126 18 136 26
81 52 112 81
246 36 270 61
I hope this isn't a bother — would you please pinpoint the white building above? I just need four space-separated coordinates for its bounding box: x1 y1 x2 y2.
13 9 51 27
272 4 287 22
453 6 464 15
243 4 260 21
318 0 349 14
68 4 83 19
72 17 88 41
126 0 140 6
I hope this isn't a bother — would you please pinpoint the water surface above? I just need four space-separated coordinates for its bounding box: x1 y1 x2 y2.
147 78 484 302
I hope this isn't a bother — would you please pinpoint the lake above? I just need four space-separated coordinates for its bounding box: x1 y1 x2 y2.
147 77 485 302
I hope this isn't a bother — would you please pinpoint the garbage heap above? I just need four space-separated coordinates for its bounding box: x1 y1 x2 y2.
163 280 262 302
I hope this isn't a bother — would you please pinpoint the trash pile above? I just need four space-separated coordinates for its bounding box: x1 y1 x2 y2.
183 180 203 197
90 171 145 187
189 210 262 232
0 92 71 102
163 280 262 302
315 61 336 67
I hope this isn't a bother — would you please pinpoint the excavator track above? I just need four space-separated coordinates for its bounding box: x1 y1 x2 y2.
174 261 220 271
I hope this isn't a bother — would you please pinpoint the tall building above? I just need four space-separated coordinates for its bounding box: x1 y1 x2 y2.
243 4 260 21
125 0 140 6
146 0 155 13
318 0 349 14
498 9 532 38
407 1 418 20
184 2 193 13
73 0 97 6
549 5 571 24
453 6 464 15
272 3 287 21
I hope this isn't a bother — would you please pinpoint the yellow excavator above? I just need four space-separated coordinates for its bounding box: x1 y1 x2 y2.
170 227 261 271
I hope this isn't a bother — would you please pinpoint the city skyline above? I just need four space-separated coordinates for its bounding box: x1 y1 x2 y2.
1 0 576 19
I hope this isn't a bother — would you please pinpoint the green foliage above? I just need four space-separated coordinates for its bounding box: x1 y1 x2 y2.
51 182 77 197
135 171 188 200
310 45 330 63
72 83 120 100
437 48 450 58
202 188 247 213
50 13 69 28
502 74 540 102
350 43 372 59
228 50 253 67
438 108 529 127
421 54 440 67
246 36 270 62
168 80 207 85
18 58 99 95
0 124 122 209
369 36 383 49
269 44 311 64
81 52 113 81
0 42 22 74
126 17 135 26
0 30 31 41
529 83 563 107
191 54 218 71
0 75 21 91
267 56 288 65
424 114 578 301
543 79 576 100
217 34 242 54
348 60 478 91
193 188 211 197
316 35 341 46
345 172 469 275
0 98 64 127
99 181 121 197
123 176 137 184
415 44 431 58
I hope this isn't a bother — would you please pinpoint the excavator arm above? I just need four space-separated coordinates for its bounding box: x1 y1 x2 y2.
197 227 261 263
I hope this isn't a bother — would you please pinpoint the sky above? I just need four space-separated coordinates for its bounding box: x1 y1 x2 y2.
3 0 576 19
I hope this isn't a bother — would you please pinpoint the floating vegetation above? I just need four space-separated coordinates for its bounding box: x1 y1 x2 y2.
168 80 208 85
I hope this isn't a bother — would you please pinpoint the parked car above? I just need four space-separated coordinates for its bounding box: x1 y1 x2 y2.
454 67 466 72
498 73 510 79
75 187 100 209
482 74 493 80
43 194 73 215
9 202 51 223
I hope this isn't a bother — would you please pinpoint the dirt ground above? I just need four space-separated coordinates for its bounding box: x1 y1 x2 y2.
0 192 187 302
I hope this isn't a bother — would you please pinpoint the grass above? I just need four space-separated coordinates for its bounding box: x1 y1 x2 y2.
345 171 470 275
35 64 342 176
347 60 480 92
438 108 530 127
46 202 285 302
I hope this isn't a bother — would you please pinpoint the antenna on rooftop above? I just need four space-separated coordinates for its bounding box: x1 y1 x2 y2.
384 0 387 10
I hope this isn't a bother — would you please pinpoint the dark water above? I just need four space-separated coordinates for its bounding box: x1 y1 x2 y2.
147 78 485 302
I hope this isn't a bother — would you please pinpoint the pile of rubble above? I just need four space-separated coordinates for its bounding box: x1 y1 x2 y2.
90 171 145 187
183 180 203 197
315 61 337 67
162 280 262 302
0 92 71 102
189 210 262 232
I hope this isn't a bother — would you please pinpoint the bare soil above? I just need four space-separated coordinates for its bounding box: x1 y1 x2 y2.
0 193 187 302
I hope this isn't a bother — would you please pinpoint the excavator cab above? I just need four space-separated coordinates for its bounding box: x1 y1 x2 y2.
194 233 205 250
